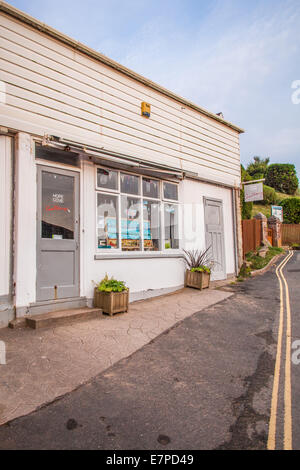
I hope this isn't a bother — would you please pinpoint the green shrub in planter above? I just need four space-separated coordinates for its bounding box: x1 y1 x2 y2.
190 266 211 274
97 276 128 293
94 275 129 316
183 248 213 290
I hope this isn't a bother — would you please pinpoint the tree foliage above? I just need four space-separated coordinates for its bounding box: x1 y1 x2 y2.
247 156 270 180
280 198 300 224
240 190 253 220
241 190 253 219
241 164 252 182
261 185 279 206
265 164 299 195
241 165 253 219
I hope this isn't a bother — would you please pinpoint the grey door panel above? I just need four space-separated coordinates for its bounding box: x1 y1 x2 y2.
204 198 226 281
37 166 80 301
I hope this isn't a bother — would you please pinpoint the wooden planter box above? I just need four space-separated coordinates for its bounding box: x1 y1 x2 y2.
185 270 210 290
94 288 129 316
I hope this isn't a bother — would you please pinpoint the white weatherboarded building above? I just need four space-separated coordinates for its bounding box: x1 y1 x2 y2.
0 2 244 327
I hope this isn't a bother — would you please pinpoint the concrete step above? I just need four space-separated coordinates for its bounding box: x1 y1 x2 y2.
28 297 88 316
26 307 103 330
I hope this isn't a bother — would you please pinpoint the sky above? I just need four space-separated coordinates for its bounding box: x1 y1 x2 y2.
7 0 300 178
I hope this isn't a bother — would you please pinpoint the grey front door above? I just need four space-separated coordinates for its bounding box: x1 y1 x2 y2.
37 166 80 301
204 198 226 281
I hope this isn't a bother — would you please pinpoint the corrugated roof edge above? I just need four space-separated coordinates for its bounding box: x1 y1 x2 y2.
0 0 245 134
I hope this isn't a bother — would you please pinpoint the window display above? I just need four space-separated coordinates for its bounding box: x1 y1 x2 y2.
96 168 179 253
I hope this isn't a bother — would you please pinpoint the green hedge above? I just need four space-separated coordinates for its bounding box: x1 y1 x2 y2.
280 198 300 224
261 185 279 205
241 188 253 219
265 164 299 195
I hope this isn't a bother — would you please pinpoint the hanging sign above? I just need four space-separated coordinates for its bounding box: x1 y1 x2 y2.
244 182 264 202
271 205 283 222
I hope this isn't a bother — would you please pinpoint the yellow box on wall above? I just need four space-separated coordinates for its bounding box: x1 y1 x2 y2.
141 102 151 118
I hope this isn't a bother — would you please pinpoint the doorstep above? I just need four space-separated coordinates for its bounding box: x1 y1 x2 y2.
28 297 88 316
25 307 103 330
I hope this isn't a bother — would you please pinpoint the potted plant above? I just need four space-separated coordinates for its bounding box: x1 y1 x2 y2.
94 275 129 316
183 248 213 290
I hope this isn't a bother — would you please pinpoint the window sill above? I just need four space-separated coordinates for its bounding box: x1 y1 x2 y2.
94 251 184 260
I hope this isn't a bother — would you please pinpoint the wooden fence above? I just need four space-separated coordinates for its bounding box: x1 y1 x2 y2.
282 224 300 245
242 219 262 257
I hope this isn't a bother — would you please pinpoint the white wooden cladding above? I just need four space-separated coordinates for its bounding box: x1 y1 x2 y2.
0 13 241 186
0 136 12 297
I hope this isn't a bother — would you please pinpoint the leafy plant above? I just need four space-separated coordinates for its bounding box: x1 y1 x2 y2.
261 185 279 206
96 274 128 293
190 266 211 274
241 164 253 182
245 247 284 271
240 165 253 219
246 156 270 179
280 197 300 224
238 263 252 280
241 187 253 219
183 247 214 273
265 164 299 195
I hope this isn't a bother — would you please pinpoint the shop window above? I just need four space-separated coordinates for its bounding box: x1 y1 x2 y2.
164 203 179 249
163 181 178 201
142 177 159 199
143 200 161 251
97 193 119 249
120 173 140 195
121 195 141 251
97 168 118 191
96 168 180 253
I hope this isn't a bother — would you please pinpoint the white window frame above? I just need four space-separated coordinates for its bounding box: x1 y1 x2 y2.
96 166 119 193
162 181 179 203
95 166 180 255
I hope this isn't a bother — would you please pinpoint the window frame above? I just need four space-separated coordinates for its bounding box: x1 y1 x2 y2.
96 167 119 193
95 165 180 255
162 181 179 203
96 191 120 250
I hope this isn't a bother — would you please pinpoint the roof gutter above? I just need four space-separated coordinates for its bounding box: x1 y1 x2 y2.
0 1 244 135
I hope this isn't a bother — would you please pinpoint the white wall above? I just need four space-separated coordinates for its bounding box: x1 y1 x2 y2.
181 179 236 276
14 133 36 313
0 12 241 188
0 135 12 297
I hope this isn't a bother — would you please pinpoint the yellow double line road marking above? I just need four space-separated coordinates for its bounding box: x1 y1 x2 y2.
268 250 294 450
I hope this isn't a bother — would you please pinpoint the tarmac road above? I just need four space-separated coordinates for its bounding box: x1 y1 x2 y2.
0 251 299 450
